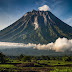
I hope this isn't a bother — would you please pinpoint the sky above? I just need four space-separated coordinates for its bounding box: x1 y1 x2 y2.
0 0 72 30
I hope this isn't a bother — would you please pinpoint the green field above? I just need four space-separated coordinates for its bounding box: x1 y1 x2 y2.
0 63 72 72
0 60 72 72
0 52 72 72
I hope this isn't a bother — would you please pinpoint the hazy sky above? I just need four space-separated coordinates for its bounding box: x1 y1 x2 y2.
0 0 72 30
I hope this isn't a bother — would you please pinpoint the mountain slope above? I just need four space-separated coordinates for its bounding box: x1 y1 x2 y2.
0 10 72 44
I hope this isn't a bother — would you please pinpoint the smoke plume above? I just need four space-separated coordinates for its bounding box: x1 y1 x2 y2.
38 5 50 11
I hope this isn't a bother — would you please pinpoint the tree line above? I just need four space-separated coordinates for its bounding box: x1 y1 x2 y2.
0 52 72 63
18 54 72 62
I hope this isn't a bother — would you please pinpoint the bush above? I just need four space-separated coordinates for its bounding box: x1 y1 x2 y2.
22 56 31 62
0 52 8 63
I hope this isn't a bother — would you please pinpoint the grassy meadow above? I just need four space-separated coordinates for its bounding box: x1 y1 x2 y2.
0 52 72 72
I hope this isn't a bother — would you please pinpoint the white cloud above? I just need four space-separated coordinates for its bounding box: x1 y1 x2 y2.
38 5 50 11
0 42 36 49
53 38 72 52
0 38 72 52
34 38 72 52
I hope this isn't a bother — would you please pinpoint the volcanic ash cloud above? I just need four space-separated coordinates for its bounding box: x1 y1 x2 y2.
38 5 50 11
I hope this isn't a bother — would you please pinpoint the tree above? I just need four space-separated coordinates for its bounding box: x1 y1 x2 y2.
0 52 7 63
22 56 31 62
19 54 24 60
62 56 72 62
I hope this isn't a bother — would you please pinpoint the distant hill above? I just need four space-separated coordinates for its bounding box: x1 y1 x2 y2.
0 48 72 56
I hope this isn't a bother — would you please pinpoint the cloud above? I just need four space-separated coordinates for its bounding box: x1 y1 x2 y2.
34 38 72 52
0 42 36 49
53 38 72 52
0 38 72 52
38 5 50 11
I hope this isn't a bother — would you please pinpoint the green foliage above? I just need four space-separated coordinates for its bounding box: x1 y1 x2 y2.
0 54 72 72
17 55 72 62
62 56 72 62
0 68 17 72
0 52 9 63
0 64 16 68
19 54 24 60
50 67 72 72
22 56 31 62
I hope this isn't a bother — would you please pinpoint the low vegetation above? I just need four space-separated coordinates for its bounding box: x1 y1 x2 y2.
0 52 72 72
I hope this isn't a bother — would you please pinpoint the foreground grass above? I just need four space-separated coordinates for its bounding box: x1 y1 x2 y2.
51 67 72 72
0 66 72 72
0 64 16 68
0 64 17 72
0 60 72 72
37 60 72 66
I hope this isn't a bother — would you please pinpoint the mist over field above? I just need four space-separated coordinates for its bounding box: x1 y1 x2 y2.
0 37 72 52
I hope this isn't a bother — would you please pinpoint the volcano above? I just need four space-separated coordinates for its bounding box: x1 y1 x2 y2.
0 10 72 44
